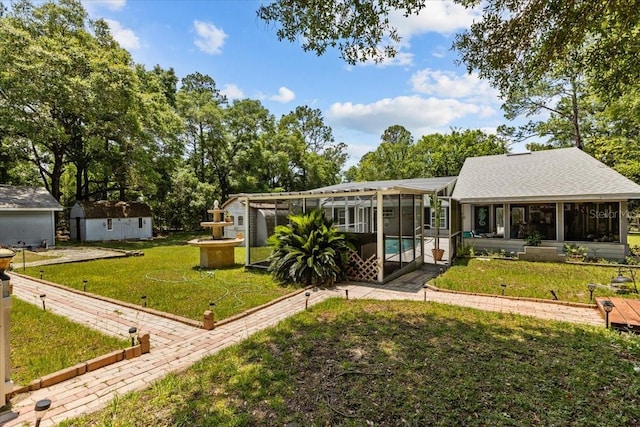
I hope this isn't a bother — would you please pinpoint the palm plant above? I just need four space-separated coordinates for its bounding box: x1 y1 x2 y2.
267 209 353 287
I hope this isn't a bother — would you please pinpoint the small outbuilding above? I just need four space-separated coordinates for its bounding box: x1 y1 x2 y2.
70 201 152 242
0 185 63 248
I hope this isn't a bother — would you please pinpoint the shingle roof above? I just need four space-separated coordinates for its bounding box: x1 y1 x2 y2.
74 201 152 218
0 185 63 210
452 147 640 203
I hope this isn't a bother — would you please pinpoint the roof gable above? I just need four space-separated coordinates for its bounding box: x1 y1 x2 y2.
0 185 63 210
452 147 640 202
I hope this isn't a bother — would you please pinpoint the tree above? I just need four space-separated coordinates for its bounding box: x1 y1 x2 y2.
0 0 173 205
274 106 347 190
257 0 427 65
454 0 640 97
159 166 217 231
176 72 227 183
221 99 275 200
346 125 417 181
267 209 353 287
413 129 508 177
258 0 640 95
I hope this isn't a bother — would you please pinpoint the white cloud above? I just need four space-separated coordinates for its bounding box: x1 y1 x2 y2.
359 49 414 68
269 87 295 103
327 95 488 137
104 19 140 50
220 84 244 100
389 1 480 41
410 69 500 101
193 20 227 55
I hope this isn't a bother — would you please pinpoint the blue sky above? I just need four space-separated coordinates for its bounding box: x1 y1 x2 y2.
83 0 516 166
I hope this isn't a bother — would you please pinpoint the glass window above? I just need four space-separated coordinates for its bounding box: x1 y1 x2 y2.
107 218 113 230
509 204 556 240
564 202 620 242
138 218 143 229
494 206 504 237
238 215 244 226
473 206 490 234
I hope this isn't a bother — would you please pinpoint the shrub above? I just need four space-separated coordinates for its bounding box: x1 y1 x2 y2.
267 209 353 287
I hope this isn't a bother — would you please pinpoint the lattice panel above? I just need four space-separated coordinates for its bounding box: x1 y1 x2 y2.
346 250 379 282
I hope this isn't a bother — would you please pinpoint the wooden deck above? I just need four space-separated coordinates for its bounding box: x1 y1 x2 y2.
595 297 640 333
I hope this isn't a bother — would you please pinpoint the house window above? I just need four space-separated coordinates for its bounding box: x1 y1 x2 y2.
473 206 490 234
564 202 619 242
138 218 143 229
107 218 113 230
510 204 556 240
431 207 447 229
238 215 244 226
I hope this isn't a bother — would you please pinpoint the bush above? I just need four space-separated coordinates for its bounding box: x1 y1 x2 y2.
267 210 353 287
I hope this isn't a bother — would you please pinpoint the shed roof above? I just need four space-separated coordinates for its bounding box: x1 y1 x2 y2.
0 185 63 211
452 147 640 203
74 201 151 218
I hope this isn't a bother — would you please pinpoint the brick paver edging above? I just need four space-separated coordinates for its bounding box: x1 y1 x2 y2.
424 284 597 309
11 272 313 329
8 340 149 399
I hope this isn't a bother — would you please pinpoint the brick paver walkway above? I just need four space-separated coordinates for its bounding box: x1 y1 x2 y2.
4 274 603 426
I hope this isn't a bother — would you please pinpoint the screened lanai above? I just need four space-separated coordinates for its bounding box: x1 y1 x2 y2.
225 177 458 284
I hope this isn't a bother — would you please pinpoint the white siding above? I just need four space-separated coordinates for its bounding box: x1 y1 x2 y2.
0 211 56 248
83 217 152 241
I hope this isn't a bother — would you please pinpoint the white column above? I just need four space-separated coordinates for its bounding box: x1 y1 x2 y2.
244 198 250 266
0 275 12 407
376 192 384 283
556 202 564 241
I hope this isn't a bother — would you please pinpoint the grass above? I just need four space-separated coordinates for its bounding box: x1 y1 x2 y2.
21 243 296 322
10 297 129 386
60 299 640 426
432 258 640 303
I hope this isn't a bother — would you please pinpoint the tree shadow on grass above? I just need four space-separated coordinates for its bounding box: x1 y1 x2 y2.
159 300 640 427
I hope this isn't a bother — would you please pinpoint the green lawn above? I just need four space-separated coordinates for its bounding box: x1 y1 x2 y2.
22 244 296 321
432 258 640 303
60 299 640 426
10 297 129 386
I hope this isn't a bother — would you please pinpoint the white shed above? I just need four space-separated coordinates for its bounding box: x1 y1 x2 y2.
70 201 152 242
0 185 63 248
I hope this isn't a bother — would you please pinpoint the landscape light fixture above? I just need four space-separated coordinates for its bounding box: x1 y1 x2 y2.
141 295 147 307
305 291 311 310
83 279 87 292
345 289 349 300
587 283 596 301
610 267 637 294
39 293 46 311
500 283 507 296
423 284 428 302
34 398 51 427
128 326 138 347
602 300 615 329
39 270 43 280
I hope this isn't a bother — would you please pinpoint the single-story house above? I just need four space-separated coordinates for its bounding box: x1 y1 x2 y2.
70 201 152 242
452 147 640 260
0 185 63 248
225 147 640 284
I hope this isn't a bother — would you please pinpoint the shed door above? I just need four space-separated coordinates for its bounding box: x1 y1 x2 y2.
76 217 82 241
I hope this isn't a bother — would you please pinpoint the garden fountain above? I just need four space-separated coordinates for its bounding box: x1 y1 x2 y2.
188 201 244 268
